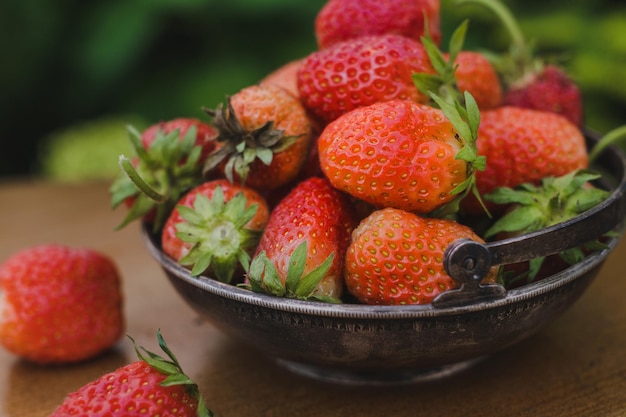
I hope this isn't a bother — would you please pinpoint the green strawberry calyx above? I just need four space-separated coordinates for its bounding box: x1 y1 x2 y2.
484 169 611 280
202 98 300 184
243 241 341 303
129 330 214 417
110 124 205 232
175 186 262 283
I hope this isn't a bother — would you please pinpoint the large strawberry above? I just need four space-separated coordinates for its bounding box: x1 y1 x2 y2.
259 58 304 99
203 84 314 191
314 0 441 49
345 207 498 305
0 245 124 364
297 33 435 125
50 331 213 417
317 96 485 215
162 179 270 284
462 106 589 215
458 0 583 126
110 118 217 231
246 177 357 301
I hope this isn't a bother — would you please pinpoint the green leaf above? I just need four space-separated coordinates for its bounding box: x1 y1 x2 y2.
285 242 307 293
295 252 334 298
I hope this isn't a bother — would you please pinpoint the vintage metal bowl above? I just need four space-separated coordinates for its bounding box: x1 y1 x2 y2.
142 132 626 385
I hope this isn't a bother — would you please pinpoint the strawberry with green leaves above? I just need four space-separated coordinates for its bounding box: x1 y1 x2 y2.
110 118 217 231
0 245 124 364
314 0 441 49
458 0 583 126
49 331 213 417
317 91 486 216
414 19 502 111
162 179 270 284
345 207 498 305
462 106 589 215
484 169 609 287
246 177 357 301
203 84 314 191
297 33 436 126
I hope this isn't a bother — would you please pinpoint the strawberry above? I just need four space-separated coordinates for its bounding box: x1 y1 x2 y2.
161 179 270 284
462 106 589 215
484 169 609 287
50 331 213 417
0 245 124 364
110 118 217 231
246 177 357 301
317 96 485 215
458 0 583 126
203 84 315 191
413 20 502 111
345 207 498 305
297 33 436 125
314 0 441 49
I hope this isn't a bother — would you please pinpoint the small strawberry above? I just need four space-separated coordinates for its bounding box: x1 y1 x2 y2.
414 19 502 110
162 179 270 284
317 95 486 215
345 207 498 305
314 0 441 49
458 0 583 126
297 33 436 125
203 84 315 191
0 245 124 364
484 169 610 287
110 118 217 231
49 330 213 417
246 177 357 301
462 106 589 215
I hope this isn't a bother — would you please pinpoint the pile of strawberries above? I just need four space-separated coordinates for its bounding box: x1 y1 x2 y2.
109 0 608 306
0 0 616 415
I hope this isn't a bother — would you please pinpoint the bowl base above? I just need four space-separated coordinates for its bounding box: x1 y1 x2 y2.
275 356 486 386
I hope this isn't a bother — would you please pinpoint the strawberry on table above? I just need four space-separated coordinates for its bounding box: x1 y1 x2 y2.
49 330 213 417
110 118 217 231
315 0 441 49
297 33 435 126
203 84 315 191
162 179 270 284
246 177 357 301
0 245 124 364
345 207 498 305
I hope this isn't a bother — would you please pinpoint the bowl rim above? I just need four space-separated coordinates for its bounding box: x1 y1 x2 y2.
142 223 622 319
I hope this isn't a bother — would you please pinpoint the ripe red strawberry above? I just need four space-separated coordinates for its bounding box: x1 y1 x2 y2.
317 98 484 214
162 179 270 284
203 84 315 191
110 118 218 231
50 331 213 417
246 177 357 301
462 106 589 215
0 245 124 364
345 207 498 305
413 20 502 111
459 0 583 126
297 33 436 125
315 0 441 49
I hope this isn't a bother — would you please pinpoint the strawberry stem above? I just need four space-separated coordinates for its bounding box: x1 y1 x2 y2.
118 155 167 203
589 125 626 164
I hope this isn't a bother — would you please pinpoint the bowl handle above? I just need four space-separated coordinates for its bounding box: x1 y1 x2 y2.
433 137 626 308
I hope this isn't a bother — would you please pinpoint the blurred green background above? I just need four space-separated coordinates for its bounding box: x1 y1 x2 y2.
1 0 624 181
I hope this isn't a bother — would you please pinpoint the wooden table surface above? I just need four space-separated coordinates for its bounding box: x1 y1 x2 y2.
0 179 625 417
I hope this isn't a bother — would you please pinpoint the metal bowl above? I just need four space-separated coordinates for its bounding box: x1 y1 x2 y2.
142 132 626 385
